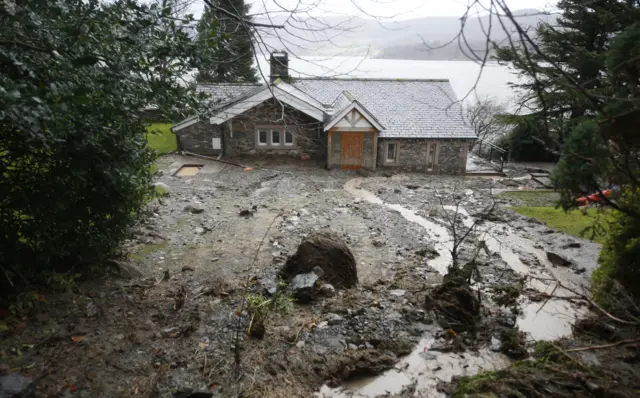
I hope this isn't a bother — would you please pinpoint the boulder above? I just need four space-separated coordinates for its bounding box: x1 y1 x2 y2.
107 260 143 279
321 283 336 297
546 251 573 267
0 373 36 398
281 231 358 288
184 205 204 214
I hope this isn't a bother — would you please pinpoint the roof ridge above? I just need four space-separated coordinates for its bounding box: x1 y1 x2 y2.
294 77 450 82
197 83 264 86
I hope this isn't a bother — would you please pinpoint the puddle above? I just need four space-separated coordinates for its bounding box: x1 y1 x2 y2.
317 335 509 398
174 164 203 177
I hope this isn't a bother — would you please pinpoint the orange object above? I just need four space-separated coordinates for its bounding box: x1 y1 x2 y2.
243 167 253 172
577 189 611 205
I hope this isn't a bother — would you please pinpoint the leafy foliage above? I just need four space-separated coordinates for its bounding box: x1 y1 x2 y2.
0 0 205 295
196 0 258 83
594 191 640 302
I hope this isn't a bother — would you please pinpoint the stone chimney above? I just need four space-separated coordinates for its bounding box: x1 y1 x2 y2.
270 51 289 82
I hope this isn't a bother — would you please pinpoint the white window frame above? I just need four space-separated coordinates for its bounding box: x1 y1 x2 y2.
284 130 294 146
255 126 296 149
257 129 269 146
270 129 281 146
385 142 398 164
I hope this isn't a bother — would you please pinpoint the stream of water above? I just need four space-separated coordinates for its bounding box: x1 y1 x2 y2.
323 178 591 397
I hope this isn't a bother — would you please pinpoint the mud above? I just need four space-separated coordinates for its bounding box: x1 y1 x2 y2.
0 155 602 397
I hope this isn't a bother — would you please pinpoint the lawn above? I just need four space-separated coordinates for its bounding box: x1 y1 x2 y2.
513 206 612 243
499 190 612 243
498 189 560 207
145 123 176 154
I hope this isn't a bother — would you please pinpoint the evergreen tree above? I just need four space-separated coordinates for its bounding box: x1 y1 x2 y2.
495 0 636 143
196 0 258 83
496 1 640 300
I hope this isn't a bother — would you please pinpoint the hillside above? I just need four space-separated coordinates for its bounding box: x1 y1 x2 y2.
255 9 555 60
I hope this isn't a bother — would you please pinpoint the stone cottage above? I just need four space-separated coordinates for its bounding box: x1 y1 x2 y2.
172 52 476 174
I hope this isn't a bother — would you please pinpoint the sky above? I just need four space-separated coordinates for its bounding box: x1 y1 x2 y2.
190 0 559 20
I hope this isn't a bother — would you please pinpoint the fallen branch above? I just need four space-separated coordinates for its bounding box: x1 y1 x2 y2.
183 151 293 175
565 338 640 353
530 276 640 326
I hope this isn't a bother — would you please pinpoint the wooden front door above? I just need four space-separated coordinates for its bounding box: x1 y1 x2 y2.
341 133 364 169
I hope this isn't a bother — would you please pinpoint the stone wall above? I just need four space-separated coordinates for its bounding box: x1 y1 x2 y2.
224 99 325 158
176 121 221 156
376 138 472 174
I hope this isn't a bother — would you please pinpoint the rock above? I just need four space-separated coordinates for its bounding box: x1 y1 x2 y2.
296 340 305 348
184 205 204 214
107 260 143 279
405 184 420 190
0 373 36 398
281 231 358 288
238 209 253 217
497 316 516 328
321 283 336 297
372 239 385 248
546 251 573 267
415 244 439 259
562 242 582 249
499 179 520 187
260 279 278 296
312 266 325 278
490 337 501 352
419 351 437 360
389 289 406 297
326 313 344 325
85 302 98 318
288 272 319 303
348 344 358 350
194 227 204 234
181 265 195 272
393 188 402 194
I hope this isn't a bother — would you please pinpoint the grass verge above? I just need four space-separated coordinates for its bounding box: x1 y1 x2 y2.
499 190 612 243
145 123 176 154
513 206 612 243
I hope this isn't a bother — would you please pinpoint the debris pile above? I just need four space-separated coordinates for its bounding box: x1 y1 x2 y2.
424 269 480 333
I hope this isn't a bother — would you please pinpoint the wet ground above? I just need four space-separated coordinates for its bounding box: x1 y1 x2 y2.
1 155 601 397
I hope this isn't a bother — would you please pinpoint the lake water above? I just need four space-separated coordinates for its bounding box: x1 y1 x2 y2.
257 56 519 107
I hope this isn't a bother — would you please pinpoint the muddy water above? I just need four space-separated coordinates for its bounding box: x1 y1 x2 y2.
344 178 453 274
318 334 509 398
330 177 590 397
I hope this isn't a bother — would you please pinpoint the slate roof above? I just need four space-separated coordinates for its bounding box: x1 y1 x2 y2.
292 78 475 139
197 83 264 111
194 78 475 139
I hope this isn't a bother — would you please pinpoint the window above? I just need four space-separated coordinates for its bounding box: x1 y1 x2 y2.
256 127 296 148
271 130 280 145
258 130 268 145
426 143 438 170
285 130 294 145
386 143 398 163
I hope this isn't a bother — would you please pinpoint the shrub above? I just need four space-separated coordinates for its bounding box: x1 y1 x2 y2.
593 201 640 304
0 0 203 297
